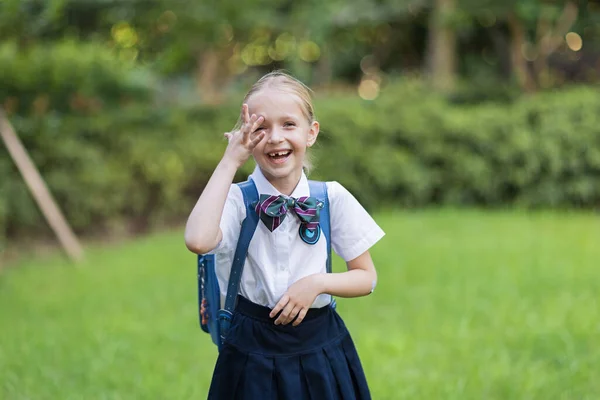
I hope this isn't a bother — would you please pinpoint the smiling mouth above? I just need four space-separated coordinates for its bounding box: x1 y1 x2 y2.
267 150 292 161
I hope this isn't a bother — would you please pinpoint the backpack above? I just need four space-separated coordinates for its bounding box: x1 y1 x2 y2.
197 178 334 351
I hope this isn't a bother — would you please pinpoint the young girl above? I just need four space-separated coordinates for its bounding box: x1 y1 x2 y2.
185 71 384 400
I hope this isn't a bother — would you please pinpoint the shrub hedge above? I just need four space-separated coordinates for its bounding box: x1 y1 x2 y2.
2 48 599 240
312 81 600 209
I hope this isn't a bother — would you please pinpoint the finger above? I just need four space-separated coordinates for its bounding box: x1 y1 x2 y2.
243 114 258 138
250 115 264 132
292 308 308 327
270 295 289 319
242 103 250 125
224 132 232 141
245 116 264 142
282 305 301 326
249 131 265 148
275 302 296 325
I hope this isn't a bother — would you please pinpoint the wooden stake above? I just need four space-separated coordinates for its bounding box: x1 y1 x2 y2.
0 109 84 263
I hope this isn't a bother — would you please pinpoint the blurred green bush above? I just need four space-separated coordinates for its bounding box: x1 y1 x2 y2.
311 81 600 210
1 42 599 240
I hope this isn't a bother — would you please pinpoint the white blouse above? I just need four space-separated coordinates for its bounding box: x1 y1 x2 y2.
210 167 385 309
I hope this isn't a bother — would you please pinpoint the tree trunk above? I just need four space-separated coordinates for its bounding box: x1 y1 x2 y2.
314 44 333 87
507 12 537 93
533 1 579 88
196 47 236 105
425 0 457 92
196 49 222 105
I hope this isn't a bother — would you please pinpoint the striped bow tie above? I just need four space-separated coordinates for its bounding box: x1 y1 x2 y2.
254 195 321 232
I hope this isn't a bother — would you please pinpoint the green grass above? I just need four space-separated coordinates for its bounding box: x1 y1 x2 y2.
1 210 599 399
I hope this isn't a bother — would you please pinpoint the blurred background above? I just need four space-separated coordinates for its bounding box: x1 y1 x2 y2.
1 0 599 399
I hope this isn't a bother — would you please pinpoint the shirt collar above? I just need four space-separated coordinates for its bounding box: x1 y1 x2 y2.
249 166 310 198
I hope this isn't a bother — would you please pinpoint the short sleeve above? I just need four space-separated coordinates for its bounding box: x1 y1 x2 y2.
327 181 385 262
208 184 245 255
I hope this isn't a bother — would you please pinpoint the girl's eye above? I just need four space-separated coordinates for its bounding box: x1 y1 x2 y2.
284 122 296 127
254 127 265 132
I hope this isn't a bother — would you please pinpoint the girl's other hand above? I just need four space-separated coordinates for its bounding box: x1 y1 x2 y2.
269 274 324 326
223 103 265 168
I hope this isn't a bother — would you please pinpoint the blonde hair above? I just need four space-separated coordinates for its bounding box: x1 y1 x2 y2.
235 70 316 173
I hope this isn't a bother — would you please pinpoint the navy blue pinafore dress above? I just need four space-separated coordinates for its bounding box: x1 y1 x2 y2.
208 296 371 399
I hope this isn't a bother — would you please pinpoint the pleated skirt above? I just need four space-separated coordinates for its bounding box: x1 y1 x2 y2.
208 296 371 400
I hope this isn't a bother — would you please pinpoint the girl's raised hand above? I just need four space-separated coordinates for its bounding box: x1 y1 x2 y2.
223 104 265 168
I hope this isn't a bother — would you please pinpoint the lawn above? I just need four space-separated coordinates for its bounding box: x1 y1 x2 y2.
1 210 599 399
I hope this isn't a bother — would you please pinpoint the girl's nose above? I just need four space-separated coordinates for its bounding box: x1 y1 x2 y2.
267 128 284 144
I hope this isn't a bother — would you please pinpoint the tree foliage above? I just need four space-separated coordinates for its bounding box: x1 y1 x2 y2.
1 0 597 94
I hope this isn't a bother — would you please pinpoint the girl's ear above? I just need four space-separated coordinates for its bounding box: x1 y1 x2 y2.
307 121 320 147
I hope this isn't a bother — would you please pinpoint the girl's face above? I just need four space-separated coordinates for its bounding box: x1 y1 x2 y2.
247 88 319 192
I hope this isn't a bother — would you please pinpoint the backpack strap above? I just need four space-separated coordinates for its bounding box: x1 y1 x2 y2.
308 181 331 274
218 179 259 342
308 180 336 308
